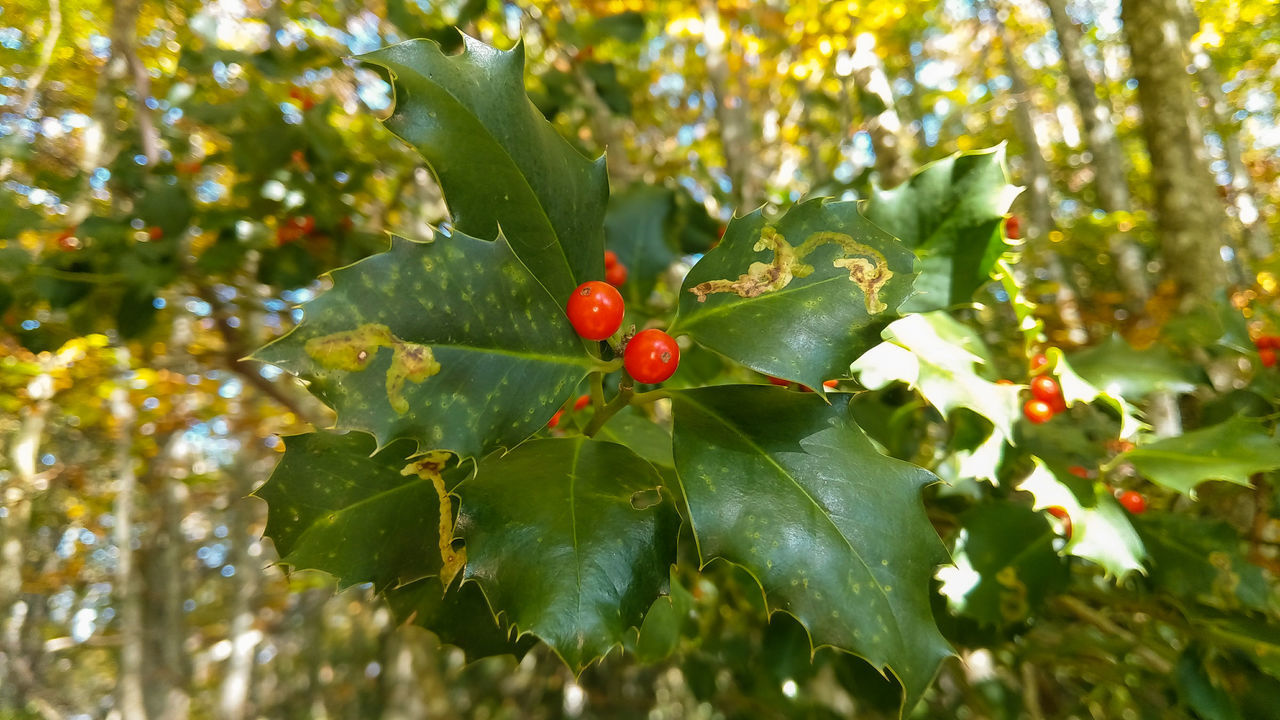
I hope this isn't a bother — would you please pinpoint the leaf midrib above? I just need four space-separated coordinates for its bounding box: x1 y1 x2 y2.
674 393 900 638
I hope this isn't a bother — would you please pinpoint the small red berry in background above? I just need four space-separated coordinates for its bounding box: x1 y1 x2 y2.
1029 352 1049 372
1046 506 1072 539
823 379 838 390
605 262 628 286
768 376 790 387
624 329 680 383
1067 465 1091 479
1261 348 1277 368
573 394 591 411
147 226 164 240
1023 399 1054 424
547 410 563 429
717 224 726 239
566 281 625 341
1005 215 1021 240
1254 336 1279 350
1029 375 1060 403
1118 490 1146 514
604 250 619 268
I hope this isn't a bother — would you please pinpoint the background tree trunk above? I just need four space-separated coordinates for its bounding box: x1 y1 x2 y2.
1044 0 1150 308
110 355 148 720
1121 0 1229 300
992 11 1088 343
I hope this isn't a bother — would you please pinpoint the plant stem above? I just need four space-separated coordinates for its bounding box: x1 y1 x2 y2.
630 389 670 405
589 371 606 411
583 379 634 437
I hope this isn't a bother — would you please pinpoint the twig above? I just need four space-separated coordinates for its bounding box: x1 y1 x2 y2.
194 284 325 426
1053 595 1173 673
110 0 160 164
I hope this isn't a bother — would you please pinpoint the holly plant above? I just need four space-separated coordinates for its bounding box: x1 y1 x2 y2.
250 34 1280 716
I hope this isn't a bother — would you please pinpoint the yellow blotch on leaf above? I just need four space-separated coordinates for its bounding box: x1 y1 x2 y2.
304 323 441 415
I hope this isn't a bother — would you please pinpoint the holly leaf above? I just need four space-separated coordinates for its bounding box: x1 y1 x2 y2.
938 500 1069 625
360 36 609 300
853 312 1023 442
1113 417 1280 496
1199 616 1280 680
604 185 678 308
1067 335 1201 398
863 145 1021 312
456 437 679 672
671 198 918 392
257 431 448 590
253 232 594 459
669 385 951 715
635 570 695 662
385 576 537 661
1017 459 1146 578
595 405 674 468
1046 348 1145 439
1135 514 1272 612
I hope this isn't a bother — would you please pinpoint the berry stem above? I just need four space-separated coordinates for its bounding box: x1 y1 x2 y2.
629 389 670 405
582 377 634 438
589 370 606 411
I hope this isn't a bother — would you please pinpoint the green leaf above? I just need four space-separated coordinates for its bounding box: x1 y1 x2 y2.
863 146 1020 312
1046 348 1145 439
1199 616 1280 680
853 312 1023 443
634 570 694 662
254 232 593 459
1016 459 1146 578
1135 514 1272 612
257 432 446 590
360 37 609 300
1067 335 1201 398
1175 647 1245 720
456 437 679 672
604 185 678 308
938 501 1068 625
385 576 537 661
669 385 951 715
671 198 918 392
1114 417 1280 496
595 405 674 468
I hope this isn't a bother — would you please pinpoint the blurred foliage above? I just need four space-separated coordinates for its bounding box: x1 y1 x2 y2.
1 0 1278 718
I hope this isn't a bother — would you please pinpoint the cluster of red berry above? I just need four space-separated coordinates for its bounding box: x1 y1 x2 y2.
604 250 627 287
1045 463 1148 540
1019 352 1066 424
768 376 839 392
566 268 680 385
276 215 316 245
1255 334 1279 368
547 392 597 428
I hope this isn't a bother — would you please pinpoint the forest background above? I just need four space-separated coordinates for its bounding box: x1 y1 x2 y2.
2 0 1280 718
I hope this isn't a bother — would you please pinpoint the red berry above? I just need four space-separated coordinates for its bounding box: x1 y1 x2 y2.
624 329 680 384
605 262 628 286
1005 215 1021 240
1261 348 1277 368
1067 465 1091 479
717 224 726 239
547 410 563 429
1046 506 1072 539
768 376 790 387
566 281 625 341
147 226 164 240
1030 375 1061 404
1023 399 1054 424
1254 336 1279 350
823 379 838 390
1118 490 1146 514
604 250 619 268
1029 353 1049 372
573 394 591 411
